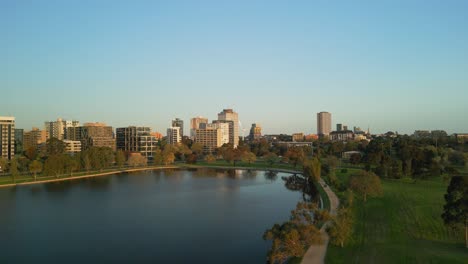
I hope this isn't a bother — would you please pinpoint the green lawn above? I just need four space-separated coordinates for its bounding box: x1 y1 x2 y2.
325 177 468 264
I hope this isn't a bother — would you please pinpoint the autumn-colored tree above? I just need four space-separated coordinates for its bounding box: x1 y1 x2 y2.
162 149 176 165
190 143 204 156
204 154 216 163
303 157 321 182
349 170 382 202
329 207 354 247
128 154 147 167
0 157 8 175
29 160 43 181
115 150 126 168
241 151 257 164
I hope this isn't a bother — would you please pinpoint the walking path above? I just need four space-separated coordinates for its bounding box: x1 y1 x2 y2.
302 179 340 264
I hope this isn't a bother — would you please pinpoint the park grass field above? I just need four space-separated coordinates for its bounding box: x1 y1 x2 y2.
325 176 468 264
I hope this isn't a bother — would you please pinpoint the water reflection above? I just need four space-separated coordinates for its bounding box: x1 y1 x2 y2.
264 171 278 182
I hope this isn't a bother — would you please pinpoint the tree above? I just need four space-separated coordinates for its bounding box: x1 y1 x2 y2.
25 146 37 160
186 153 198 164
29 160 43 181
441 176 468 248
349 171 382 202
115 150 126 168
303 157 321 182
329 207 353 247
44 154 66 177
190 143 204 156
349 153 361 165
128 154 147 167
241 151 257 164
10 158 19 183
162 149 175 165
0 158 8 175
265 152 278 167
82 153 91 172
46 138 66 156
65 156 80 176
204 154 216 163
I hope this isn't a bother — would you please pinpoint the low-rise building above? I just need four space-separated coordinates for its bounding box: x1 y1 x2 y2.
63 140 81 154
329 130 354 142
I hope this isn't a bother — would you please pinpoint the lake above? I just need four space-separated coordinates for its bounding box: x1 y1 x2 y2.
0 168 308 264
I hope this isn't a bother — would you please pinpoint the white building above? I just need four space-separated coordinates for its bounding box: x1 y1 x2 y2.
0 116 15 160
45 118 80 140
167 127 181 145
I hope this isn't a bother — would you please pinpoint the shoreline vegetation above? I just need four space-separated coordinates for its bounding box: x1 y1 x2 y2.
0 161 305 188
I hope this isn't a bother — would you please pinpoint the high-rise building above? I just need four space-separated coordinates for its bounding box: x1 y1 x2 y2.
14 129 24 154
172 118 184 138
0 116 15 160
45 118 79 140
23 128 47 150
217 109 239 147
190 116 209 139
249 123 262 141
167 127 181 145
117 126 158 158
336 124 343 131
317 112 332 137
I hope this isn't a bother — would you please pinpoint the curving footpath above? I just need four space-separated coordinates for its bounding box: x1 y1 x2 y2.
302 179 340 264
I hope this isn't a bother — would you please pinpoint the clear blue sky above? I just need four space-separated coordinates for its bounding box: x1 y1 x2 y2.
2 0 468 135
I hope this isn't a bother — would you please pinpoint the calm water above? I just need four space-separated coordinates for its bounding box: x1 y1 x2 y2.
0 168 306 264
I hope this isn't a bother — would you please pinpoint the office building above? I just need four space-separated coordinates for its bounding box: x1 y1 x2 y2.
45 118 79 140
0 116 15 160
317 112 332 137
117 126 158 159
190 116 209 139
336 124 343 131
167 127 181 145
172 118 184 138
23 128 47 150
217 109 239 147
249 123 262 141
77 123 115 151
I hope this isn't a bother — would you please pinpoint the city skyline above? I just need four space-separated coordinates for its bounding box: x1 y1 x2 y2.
2 1 468 134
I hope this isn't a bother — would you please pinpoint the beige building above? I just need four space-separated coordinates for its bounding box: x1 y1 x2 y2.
217 109 239 147
292 133 304 142
66 122 115 151
194 127 223 154
0 116 15 160
317 112 332 137
23 127 47 150
63 140 81 154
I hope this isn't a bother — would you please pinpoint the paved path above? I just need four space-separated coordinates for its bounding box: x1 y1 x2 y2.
302 179 340 264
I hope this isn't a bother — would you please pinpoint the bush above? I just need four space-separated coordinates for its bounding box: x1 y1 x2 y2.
341 168 348 173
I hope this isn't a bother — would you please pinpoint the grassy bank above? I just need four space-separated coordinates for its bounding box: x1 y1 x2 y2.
325 177 468 263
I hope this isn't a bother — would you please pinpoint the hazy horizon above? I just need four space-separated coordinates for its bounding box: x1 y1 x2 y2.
2 1 468 134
